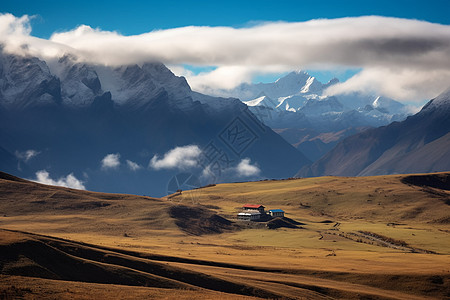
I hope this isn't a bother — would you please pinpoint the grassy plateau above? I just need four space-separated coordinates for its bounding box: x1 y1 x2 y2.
0 171 449 299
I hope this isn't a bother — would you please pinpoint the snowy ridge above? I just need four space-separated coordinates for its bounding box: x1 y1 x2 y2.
300 76 322 94
0 51 311 197
56 55 103 108
0 53 61 109
297 87 450 178
277 95 308 112
244 95 278 109
0 51 239 113
234 71 410 131
422 86 450 112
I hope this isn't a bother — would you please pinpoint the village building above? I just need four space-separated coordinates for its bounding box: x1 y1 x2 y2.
242 204 265 214
268 209 285 218
237 204 286 221
237 211 261 221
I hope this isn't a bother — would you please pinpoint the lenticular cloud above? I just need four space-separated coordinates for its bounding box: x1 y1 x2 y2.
48 16 450 71
1 13 450 101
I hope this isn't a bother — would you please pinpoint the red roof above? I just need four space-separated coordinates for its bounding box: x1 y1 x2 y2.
243 204 264 209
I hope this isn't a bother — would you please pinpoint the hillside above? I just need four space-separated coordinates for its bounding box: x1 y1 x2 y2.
297 88 450 177
189 173 450 224
0 171 449 299
0 171 236 237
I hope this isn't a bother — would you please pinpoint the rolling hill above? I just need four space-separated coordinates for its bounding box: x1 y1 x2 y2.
0 171 449 299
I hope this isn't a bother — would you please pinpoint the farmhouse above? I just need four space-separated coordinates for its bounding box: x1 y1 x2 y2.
268 209 284 218
242 204 265 213
237 211 261 221
237 204 286 222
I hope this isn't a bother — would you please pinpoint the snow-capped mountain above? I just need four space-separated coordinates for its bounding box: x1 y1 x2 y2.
46 55 203 111
0 53 61 109
215 70 330 101
420 87 450 112
211 71 412 161
0 50 310 196
54 55 103 108
0 52 239 113
237 71 409 121
297 87 450 177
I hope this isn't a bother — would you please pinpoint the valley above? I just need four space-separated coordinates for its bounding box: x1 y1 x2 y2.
0 171 449 299
1 6 449 300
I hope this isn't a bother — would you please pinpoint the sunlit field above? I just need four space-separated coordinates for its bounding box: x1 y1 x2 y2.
0 172 449 299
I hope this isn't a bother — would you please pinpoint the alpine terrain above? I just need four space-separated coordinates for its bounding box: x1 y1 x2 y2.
208 71 412 161
297 87 450 177
0 50 310 196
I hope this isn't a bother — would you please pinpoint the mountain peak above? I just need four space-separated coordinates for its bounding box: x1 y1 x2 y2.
431 86 450 104
300 76 321 94
57 53 79 65
420 87 450 113
244 94 277 108
0 51 195 111
275 70 310 84
323 78 339 89
0 50 62 109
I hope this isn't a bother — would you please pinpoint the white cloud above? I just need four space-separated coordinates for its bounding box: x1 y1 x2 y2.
187 66 254 91
200 158 261 182
184 65 289 93
324 67 450 102
101 153 120 169
200 164 214 180
33 170 86 190
0 13 31 36
15 149 40 162
48 17 450 69
0 13 74 61
149 145 201 170
126 159 142 171
235 158 261 177
1 13 450 101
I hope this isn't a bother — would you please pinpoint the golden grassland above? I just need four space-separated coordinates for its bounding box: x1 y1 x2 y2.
0 171 449 299
0 275 258 300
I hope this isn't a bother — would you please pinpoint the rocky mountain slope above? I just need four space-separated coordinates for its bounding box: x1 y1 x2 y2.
297 88 450 177
210 71 411 161
0 50 309 196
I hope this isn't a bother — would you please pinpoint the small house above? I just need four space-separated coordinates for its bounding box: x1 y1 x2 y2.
237 211 261 221
268 209 284 218
242 204 265 214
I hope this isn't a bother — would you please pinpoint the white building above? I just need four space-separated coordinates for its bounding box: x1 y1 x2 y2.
237 211 261 221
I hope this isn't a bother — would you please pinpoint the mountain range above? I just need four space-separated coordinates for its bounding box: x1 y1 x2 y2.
297 87 450 177
208 70 412 161
1 49 448 194
0 50 310 196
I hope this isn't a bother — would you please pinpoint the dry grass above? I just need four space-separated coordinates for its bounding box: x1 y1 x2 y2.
0 275 258 299
0 171 449 299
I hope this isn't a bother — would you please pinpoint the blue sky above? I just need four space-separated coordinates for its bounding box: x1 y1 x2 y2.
3 0 449 38
2 0 450 101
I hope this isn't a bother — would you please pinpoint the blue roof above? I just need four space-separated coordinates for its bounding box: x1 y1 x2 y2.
270 209 284 212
